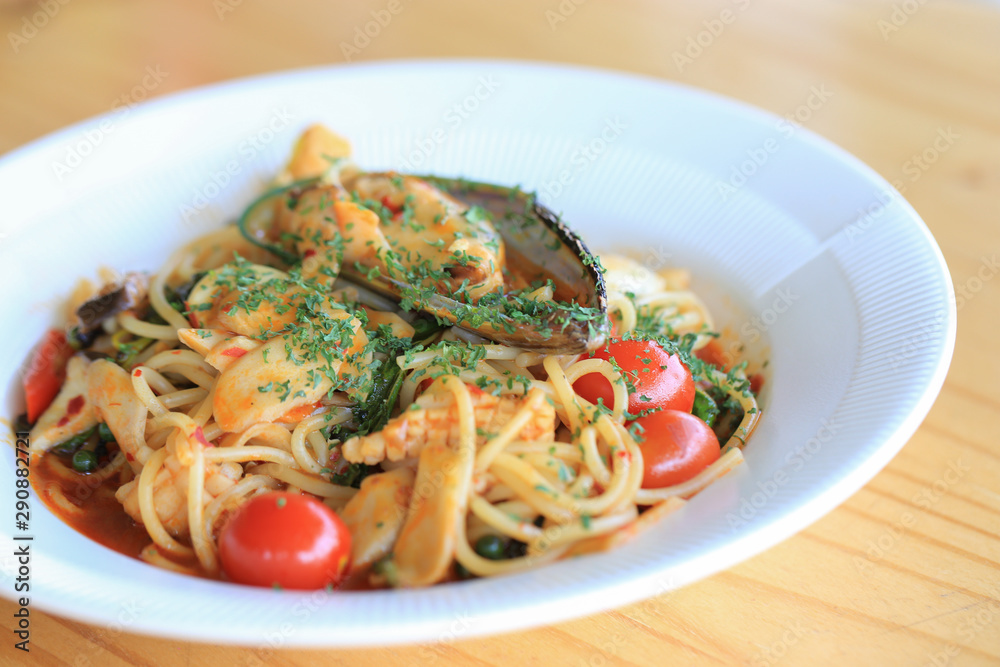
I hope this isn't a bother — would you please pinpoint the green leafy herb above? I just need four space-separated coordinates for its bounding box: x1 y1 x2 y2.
692 388 719 427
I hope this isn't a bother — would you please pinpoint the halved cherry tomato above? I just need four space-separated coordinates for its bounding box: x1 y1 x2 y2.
572 339 695 415
632 409 720 488
219 491 352 590
23 329 74 423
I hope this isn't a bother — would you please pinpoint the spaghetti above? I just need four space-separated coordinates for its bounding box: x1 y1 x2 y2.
22 125 761 589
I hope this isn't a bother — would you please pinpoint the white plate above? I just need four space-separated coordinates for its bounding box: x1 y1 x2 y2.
0 60 955 646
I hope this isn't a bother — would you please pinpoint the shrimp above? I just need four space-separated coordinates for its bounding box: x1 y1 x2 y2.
280 124 352 182
342 385 556 465
115 453 242 538
273 162 506 302
349 173 506 302
270 184 388 289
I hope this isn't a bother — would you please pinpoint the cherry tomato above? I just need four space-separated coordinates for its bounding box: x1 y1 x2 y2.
632 409 720 488
23 329 74 423
572 339 695 415
219 491 351 590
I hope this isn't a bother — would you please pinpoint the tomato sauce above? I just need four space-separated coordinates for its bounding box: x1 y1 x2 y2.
31 454 151 560
31 452 376 590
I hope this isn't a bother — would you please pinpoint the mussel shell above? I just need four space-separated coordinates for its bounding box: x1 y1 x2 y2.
419 175 608 352
238 174 609 354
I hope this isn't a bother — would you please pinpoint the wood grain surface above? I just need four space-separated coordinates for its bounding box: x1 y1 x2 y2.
2 0 999 665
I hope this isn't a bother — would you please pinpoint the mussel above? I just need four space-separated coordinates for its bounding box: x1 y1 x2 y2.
238 166 608 354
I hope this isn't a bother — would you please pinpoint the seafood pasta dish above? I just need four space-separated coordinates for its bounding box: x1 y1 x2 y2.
17 125 761 590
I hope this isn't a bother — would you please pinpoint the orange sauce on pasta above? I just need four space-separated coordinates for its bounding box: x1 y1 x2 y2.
31 452 376 589
31 453 151 559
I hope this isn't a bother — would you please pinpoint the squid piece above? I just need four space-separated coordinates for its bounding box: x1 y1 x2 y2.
185 263 296 335
273 186 390 281
392 443 474 587
342 386 556 465
28 356 98 453
86 359 150 472
211 310 371 433
339 467 415 570
177 328 261 372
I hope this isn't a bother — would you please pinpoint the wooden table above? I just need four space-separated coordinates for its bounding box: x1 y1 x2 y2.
2 0 998 664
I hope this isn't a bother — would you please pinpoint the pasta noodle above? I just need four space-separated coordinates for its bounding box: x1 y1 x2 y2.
23 124 762 590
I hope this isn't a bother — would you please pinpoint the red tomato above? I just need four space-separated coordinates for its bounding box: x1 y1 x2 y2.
23 329 74 423
632 409 720 488
694 338 728 369
572 339 695 415
219 491 351 590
